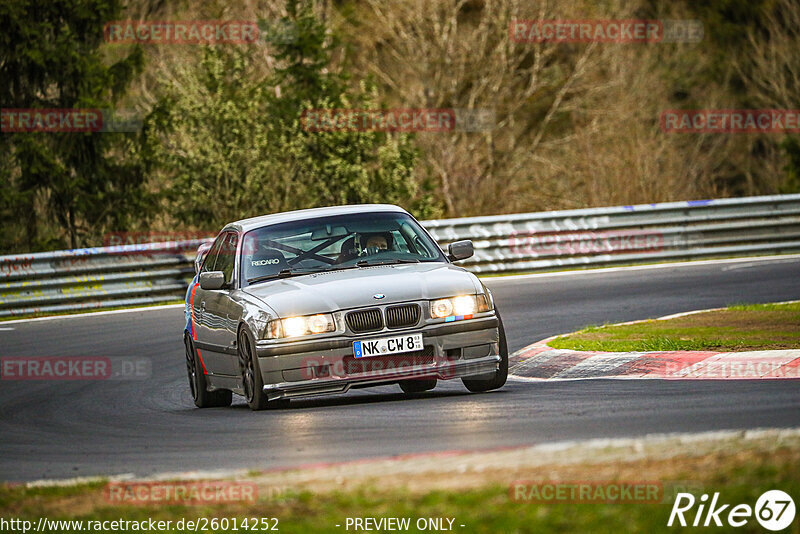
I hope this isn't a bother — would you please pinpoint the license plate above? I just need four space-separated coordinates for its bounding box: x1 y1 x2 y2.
353 333 423 358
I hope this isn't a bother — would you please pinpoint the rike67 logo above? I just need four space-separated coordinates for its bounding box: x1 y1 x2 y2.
668 490 796 531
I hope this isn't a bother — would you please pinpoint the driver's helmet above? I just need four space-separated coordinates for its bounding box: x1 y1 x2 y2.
359 232 393 256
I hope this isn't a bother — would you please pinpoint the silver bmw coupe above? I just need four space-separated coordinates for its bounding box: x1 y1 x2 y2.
183 204 507 410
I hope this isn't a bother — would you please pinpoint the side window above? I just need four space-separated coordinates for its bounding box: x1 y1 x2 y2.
200 234 225 274
214 232 239 286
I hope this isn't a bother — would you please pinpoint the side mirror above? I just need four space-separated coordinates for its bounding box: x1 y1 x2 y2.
447 240 474 261
199 271 226 290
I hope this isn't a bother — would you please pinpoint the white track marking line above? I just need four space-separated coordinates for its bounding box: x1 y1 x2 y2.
482 253 800 282
0 303 184 325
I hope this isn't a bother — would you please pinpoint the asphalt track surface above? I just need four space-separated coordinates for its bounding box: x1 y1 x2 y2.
1 256 799 481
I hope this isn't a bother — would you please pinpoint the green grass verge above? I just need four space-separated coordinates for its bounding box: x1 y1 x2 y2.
549 302 800 352
1 447 797 533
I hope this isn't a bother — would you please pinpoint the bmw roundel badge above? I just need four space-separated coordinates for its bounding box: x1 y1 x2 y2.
373 294 385 300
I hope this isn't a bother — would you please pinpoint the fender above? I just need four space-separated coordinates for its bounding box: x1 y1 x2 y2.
234 291 280 342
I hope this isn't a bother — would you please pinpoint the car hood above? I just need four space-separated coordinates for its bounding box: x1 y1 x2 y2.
241 262 481 317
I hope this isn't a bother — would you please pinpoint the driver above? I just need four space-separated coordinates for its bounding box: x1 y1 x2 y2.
337 232 394 263
364 234 389 251
361 232 393 256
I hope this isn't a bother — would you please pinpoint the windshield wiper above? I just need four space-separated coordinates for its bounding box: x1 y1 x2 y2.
248 260 420 284
325 264 362 272
247 268 313 284
356 258 420 267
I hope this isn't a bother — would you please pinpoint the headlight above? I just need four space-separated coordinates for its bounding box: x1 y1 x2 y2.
266 313 336 339
430 294 491 319
453 295 476 315
430 298 454 319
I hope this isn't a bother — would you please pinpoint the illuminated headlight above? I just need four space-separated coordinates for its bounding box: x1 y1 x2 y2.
430 294 491 319
266 313 335 339
453 295 476 315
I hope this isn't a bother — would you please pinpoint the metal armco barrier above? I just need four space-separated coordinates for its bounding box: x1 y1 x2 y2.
1 194 799 317
424 194 800 273
0 241 207 318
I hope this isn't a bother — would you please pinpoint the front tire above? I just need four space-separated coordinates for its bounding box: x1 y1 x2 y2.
238 327 289 411
462 310 508 393
185 337 232 408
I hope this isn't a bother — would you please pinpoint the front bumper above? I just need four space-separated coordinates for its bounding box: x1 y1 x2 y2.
256 315 500 400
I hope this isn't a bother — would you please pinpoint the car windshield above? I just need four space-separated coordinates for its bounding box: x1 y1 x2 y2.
240 211 446 286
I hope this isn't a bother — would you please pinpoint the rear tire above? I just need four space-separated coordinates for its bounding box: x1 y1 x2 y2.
399 378 437 394
238 327 289 411
462 310 508 393
185 337 232 408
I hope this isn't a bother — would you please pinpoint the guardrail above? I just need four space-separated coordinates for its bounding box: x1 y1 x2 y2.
2 194 799 317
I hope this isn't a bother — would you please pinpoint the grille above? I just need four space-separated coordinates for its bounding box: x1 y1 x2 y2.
346 308 383 333
385 304 421 329
343 346 435 375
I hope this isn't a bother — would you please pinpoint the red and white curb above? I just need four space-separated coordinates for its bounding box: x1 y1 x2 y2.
509 343 800 380
509 305 800 381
